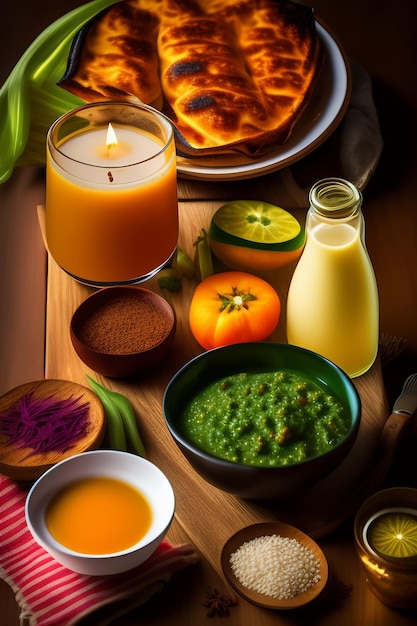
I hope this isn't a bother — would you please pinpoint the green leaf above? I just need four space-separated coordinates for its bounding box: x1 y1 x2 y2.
0 0 117 184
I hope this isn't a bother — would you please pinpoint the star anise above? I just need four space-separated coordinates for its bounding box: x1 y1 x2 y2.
202 586 237 617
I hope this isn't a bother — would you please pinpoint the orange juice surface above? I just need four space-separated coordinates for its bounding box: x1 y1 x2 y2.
46 130 178 284
46 477 153 554
287 222 379 377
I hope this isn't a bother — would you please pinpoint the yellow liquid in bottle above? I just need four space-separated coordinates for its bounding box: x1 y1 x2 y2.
286 222 379 377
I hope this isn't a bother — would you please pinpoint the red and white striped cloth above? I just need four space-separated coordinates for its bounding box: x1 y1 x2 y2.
0 475 199 625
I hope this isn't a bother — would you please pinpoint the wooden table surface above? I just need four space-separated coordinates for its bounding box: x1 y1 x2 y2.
1 1 417 625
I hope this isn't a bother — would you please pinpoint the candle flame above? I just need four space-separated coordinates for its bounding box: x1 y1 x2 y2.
106 123 118 149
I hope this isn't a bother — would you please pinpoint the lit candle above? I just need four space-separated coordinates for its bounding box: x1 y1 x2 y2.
363 507 417 560
45 102 178 286
62 123 163 168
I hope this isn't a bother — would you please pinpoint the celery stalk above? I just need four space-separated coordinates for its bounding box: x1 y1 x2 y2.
0 0 117 184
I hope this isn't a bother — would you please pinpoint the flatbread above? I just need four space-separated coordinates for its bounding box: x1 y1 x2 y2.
59 0 322 157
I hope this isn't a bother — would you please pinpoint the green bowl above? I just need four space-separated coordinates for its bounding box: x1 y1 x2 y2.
163 342 361 500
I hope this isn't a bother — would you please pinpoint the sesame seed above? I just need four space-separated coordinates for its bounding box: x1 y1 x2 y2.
229 534 321 599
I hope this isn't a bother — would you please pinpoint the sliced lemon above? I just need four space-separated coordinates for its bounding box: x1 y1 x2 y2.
209 200 305 271
369 512 417 559
211 200 302 248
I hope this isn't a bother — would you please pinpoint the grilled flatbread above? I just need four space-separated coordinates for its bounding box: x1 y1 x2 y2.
61 0 163 107
59 0 322 156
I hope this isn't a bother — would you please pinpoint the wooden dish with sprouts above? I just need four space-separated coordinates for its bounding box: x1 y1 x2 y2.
0 379 105 481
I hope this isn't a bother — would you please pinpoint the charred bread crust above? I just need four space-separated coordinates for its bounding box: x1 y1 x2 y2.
59 0 322 157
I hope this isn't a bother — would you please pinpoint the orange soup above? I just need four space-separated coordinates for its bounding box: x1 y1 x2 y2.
46 476 153 554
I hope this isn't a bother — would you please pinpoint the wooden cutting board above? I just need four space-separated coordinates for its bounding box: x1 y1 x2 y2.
44 187 390 570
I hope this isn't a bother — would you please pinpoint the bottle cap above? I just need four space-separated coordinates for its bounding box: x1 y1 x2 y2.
310 178 362 218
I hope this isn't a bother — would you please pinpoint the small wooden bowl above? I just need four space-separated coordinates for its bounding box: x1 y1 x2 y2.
221 522 328 610
70 286 176 378
0 379 105 481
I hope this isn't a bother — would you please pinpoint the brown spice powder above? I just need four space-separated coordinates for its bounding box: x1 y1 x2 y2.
78 292 172 354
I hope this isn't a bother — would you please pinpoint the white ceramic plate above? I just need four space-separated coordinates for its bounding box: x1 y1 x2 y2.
177 21 351 180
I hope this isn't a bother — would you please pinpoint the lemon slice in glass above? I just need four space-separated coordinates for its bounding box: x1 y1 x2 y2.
369 512 417 559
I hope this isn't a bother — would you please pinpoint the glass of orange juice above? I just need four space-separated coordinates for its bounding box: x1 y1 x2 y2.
45 102 178 287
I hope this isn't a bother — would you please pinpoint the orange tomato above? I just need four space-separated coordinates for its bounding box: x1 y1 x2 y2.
189 271 281 350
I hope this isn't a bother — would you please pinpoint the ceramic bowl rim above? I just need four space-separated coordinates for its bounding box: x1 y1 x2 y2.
163 342 361 471
25 449 175 559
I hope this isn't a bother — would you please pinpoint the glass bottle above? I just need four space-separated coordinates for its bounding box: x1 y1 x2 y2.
286 177 379 378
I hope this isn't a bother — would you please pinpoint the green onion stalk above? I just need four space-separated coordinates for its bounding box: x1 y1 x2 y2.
87 376 147 457
0 0 117 184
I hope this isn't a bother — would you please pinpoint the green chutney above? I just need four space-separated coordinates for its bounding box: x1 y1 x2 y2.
181 370 350 467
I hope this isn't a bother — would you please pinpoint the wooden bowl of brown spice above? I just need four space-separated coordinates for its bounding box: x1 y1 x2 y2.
70 286 176 378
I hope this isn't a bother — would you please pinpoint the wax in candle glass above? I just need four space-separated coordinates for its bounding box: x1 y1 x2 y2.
45 102 178 287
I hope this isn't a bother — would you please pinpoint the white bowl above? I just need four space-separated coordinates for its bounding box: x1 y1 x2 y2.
25 449 175 575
